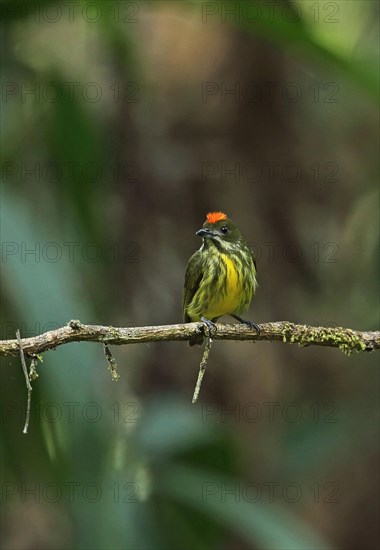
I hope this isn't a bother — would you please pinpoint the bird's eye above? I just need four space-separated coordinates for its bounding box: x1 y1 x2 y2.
221 226 228 233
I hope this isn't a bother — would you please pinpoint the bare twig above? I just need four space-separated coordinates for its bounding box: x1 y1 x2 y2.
192 334 213 404
16 329 32 434
103 344 120 381
0 321 378 358
29 356 39 381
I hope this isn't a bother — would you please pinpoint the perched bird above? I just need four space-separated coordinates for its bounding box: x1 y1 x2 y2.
183 212 259 346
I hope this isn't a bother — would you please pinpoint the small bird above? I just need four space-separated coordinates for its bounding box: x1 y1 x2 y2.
183 212 259 346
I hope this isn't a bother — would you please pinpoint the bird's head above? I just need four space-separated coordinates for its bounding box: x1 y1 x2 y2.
196 212 243 245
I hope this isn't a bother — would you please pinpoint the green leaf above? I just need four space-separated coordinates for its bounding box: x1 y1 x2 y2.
159 465 333 550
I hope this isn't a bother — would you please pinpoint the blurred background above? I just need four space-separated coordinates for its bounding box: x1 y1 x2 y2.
1 1 379 549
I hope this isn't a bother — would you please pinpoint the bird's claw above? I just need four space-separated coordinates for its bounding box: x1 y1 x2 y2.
200 317 217 338
244 320 260 334
231 315 260 334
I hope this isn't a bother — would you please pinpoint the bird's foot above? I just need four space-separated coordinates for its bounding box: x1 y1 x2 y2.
230 314 260 334
200 316 217 338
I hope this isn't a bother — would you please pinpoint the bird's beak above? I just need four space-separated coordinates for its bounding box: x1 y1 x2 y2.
196 228 214 238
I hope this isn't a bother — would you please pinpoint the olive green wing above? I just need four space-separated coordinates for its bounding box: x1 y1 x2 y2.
248 243 257 273
182 250 204 322
252 252 257 273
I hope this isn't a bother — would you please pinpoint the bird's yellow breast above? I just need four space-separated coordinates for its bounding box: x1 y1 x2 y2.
203 253 242 320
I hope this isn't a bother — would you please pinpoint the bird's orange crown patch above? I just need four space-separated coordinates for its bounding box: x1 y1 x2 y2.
206 212 227 224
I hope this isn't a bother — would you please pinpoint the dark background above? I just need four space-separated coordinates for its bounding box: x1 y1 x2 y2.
1 1 379 549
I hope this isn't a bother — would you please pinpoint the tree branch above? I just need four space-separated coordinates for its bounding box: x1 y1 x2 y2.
0 320 379 357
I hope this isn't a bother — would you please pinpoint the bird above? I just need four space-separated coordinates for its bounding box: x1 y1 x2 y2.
183 211 259 346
